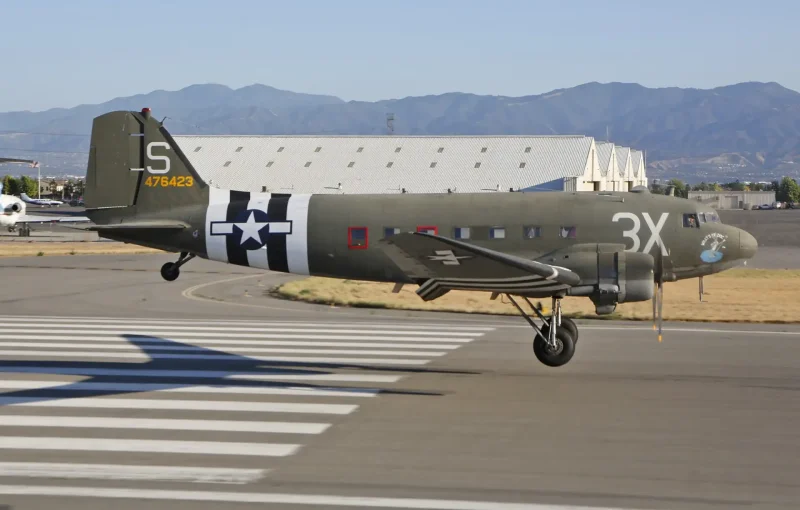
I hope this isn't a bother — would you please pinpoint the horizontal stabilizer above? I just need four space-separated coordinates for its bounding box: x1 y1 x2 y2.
85 221 188 232
15 214 90 224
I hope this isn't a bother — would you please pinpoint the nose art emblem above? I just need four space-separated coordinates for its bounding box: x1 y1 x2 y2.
700 233 727 263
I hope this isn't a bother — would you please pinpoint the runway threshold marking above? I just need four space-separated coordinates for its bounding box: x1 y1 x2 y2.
0 437 300 457
0 463 267 484
0 485 650 509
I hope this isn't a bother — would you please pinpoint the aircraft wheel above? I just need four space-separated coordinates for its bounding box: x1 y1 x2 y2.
539 317 579 344
160 262 180 281
533 327 575 368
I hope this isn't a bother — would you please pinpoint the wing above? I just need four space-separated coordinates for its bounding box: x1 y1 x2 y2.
378 232 581 301
15 214 91 224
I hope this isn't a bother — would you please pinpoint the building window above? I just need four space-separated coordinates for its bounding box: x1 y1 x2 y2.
490 227 506 239
481 147 488 153
277 147 284 152
438 147 444 153
430 162 437 168
386 161 394 168
474 162 481 168
194 147 202 152
223 161 231 167
384 227 400 238
524 147 531 153
348 161 355 168
524 226 541 239
357 147 364 153
266 161 274 168
261 186 268 192
304 161 312 167
315 147 322 152
417 226 438 235
236 146 243 152
519 162 526 168
395 147 402 152
454 227 470 239
348 227 368 249
560 226 577 239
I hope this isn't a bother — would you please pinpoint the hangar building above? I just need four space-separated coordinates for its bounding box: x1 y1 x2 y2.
173 135 647 195
687 191 776 210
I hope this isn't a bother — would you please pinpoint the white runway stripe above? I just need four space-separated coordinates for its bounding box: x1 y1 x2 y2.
0 366 403 383
0 350 430 365
0 397 358 415
0 380 379 397
0 316 494 331
0 324 483 337
0 329 474 342
0 437 300 457
0 415 330 434
0 334 464 348
0 343 446 357
0 485 642 509
0 462 267 484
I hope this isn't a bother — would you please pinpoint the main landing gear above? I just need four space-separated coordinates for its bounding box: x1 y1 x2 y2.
160 251 195 281
505 295 578 367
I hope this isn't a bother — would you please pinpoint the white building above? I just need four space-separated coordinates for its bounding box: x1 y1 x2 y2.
173 135 646 195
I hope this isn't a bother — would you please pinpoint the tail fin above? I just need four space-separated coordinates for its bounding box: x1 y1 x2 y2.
85 109 208 213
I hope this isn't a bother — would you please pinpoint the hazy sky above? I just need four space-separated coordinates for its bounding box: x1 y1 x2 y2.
2 0 798 112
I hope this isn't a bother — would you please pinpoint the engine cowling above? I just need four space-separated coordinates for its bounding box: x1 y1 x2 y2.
9 202 22 213
554 244 654 315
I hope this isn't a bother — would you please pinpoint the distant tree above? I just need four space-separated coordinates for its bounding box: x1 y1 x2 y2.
74 179 85 197
776 176 800 203
19 176 38 197
667 178 688 198
723 181 746 191
4 176 21 195
711 182 722 191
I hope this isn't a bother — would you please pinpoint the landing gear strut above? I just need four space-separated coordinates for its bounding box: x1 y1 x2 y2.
506 295 577 367
160 251 195 281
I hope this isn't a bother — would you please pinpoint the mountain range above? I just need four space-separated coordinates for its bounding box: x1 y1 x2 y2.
2 81 799 183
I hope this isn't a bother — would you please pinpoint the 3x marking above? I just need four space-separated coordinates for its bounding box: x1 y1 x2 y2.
612 212 669 255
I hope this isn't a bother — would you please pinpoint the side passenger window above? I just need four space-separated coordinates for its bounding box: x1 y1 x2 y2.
683 213 700 228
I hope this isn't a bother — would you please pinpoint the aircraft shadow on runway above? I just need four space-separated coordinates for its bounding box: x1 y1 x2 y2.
0 334 484 404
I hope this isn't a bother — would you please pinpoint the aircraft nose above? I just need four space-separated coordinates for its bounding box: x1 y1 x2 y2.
739 229 758 260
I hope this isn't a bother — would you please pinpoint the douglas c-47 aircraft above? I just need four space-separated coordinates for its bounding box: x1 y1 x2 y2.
81 109 758 368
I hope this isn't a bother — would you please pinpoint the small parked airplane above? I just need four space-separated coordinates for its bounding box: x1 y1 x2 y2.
79 109 758 368
20 193 63 207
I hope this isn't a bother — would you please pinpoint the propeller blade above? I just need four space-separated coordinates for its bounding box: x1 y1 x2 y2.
657 281 664 342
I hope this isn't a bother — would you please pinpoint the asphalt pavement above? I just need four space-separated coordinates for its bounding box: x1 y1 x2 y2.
0 254 798 510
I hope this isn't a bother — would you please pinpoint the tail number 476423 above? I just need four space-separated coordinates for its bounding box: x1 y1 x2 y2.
612 212 669 255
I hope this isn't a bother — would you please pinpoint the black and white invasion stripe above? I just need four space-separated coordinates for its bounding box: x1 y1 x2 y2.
205 187 311 274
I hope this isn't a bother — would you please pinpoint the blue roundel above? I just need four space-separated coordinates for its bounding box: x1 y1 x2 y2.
700 250 723 263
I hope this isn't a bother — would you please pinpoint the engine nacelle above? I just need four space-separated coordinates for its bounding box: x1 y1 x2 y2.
559 246 654 315
9 202 22 213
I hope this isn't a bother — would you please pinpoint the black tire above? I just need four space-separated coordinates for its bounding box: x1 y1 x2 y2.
533 327 576 367
539 317 579 344
160 262 180 282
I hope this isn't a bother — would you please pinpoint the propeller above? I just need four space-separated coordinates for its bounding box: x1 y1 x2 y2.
653 245 664 342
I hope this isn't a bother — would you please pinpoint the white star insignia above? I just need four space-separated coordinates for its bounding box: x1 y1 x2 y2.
234 211 269 245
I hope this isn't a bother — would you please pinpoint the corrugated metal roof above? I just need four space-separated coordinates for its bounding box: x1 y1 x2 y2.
595 142 614 177
173 136 595 194
615 146 630 178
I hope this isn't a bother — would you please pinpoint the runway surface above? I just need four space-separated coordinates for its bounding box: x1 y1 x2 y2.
1 254 800 510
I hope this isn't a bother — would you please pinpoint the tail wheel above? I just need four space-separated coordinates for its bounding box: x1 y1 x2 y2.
160 262 180 282
533 327 575 367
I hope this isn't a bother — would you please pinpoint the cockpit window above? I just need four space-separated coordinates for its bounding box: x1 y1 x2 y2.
706 212 721 223
683 213 700 228
698 213 707 223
